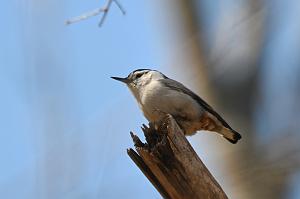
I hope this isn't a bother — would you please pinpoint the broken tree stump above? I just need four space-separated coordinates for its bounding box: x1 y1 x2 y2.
127 115 228 199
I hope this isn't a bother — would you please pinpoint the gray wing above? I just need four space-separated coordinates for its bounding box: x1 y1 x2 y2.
158 78 234 130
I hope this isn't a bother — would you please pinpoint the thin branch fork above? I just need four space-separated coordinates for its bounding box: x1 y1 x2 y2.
65 0 125 27
127 115 228 199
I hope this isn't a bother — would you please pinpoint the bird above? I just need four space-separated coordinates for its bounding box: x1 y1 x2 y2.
111 69 241 144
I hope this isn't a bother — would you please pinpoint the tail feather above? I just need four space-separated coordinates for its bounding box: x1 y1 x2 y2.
220 127 242 144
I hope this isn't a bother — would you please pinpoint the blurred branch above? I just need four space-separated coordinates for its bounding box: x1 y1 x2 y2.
228 132 300 198
177 1 209 87
65 0 125 27
127 115 228 199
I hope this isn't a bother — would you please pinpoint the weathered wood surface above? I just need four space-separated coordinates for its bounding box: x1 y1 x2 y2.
127 115 228 199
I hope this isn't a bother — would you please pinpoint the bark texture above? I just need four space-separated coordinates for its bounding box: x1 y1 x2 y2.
127 115 228 199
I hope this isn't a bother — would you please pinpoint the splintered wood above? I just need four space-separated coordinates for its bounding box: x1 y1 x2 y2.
127 115 228 199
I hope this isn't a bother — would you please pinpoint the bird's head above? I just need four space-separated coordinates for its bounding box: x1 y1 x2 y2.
111 69 167 97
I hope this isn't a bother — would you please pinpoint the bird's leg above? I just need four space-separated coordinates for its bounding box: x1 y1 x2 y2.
152 108 168 116
151 108 171 130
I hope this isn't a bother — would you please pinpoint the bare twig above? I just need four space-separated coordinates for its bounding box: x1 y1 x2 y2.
65 0 125 27
65 8 106 25
113 0 126 15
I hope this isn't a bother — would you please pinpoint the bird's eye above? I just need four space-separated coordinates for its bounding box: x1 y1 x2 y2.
136 73 143 78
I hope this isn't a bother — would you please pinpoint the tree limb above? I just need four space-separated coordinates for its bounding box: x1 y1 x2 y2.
127 115 228 199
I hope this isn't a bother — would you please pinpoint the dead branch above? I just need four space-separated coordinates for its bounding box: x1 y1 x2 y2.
127 115 228 199
65 0 125 27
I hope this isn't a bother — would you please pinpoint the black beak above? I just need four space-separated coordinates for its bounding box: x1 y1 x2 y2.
111 76 130 84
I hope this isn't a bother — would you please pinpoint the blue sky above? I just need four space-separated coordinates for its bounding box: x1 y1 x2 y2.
0 0 168 198
1 0 300 198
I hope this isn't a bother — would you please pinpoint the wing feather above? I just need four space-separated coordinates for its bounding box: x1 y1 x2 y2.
158 78 234 130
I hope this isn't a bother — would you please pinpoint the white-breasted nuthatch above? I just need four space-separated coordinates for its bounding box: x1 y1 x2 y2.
111 69 241 144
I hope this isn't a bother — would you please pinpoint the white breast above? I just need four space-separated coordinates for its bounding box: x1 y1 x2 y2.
138 80 203 122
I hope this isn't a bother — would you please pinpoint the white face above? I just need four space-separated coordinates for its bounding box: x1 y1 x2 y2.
127 69 166 90
111 69 167 100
